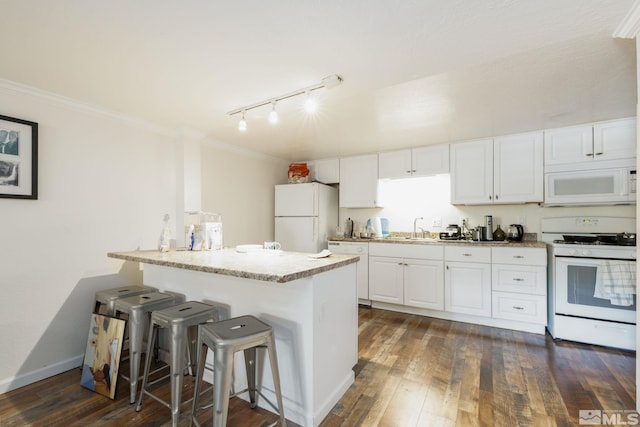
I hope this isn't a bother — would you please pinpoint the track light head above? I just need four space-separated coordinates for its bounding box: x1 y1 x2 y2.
268 101 278 124
238 111 247 131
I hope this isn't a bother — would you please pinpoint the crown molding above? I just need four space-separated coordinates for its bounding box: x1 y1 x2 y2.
0 77 185 137
613 0 640 38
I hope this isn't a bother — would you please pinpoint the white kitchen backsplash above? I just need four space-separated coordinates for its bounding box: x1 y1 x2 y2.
338 175 635 237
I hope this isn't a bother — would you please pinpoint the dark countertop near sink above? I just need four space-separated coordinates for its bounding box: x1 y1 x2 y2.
329 235 546 248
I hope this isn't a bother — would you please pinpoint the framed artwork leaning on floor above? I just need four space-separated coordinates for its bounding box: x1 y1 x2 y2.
80 313 126 399
0 114 38 199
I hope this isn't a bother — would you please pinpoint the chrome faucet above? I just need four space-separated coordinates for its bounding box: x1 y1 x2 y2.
413 217 423 239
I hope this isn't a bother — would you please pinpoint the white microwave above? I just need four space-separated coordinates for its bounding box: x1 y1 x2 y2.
545 164 636 206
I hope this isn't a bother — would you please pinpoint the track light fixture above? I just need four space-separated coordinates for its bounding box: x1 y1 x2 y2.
238 110 247 131
268 101 278 124
228 74 342 130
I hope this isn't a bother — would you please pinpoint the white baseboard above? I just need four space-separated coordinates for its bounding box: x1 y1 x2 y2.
0 354 84 394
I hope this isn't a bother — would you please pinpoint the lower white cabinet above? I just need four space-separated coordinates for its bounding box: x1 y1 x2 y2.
369 243 444 310
369 256 404 304
491 247 547 325
444 246 492 317
368 243 547 333
492 292 546 324
445 260 492 317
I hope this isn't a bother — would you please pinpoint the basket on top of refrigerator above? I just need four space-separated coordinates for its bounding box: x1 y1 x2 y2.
288 163 309 183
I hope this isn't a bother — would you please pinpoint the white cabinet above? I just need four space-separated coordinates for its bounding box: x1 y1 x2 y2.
450 139 493 204
339 154 380 208
491 247 547 325
493 132 544 203
545 118 636 166
450 132 543 205
369 256 404 304
378 144 449 179
369 243 444 310
444 246 491 317
307 158 340 184
404 258 445 310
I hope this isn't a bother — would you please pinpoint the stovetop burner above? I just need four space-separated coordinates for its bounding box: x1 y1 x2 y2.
552 239 632 246
554 233 636 246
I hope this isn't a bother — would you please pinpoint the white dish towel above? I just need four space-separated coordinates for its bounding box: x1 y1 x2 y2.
594 260 637 306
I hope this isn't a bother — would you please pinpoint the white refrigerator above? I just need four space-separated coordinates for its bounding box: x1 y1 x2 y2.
274 183 338 253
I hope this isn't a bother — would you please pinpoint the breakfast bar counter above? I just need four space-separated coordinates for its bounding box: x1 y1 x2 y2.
108 249 359 427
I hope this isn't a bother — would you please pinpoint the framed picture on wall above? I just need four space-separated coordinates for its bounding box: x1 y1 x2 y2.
0 114 38 199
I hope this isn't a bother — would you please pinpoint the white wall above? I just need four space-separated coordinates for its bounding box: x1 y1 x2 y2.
0 82 180 392
340 174 635 237
200 141 288 247
0 82 287 394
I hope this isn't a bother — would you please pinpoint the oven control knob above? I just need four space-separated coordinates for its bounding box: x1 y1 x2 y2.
581 249 591 256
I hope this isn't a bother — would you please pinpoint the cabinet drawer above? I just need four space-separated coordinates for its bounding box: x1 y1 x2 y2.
445 246 491 263
492 264 546 295
492 247 546 266
369 243 443 260
492 292 546 324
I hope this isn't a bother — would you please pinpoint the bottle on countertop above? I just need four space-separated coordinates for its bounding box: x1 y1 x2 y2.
493 224 506 241
158 213 171 252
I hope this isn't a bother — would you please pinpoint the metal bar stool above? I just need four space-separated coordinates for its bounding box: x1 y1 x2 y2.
94 285 158 316
136 301 218 427
113 292 177 403
190 315 286 427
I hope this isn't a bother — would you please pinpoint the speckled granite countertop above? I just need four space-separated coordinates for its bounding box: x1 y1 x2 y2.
329 236 547 249
108 249 359 283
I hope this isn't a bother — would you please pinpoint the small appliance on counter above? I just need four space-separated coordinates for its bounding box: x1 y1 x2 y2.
366 217 390 238
506 224 524 241
440 224 462 240
344 218 354 238
184 211 223 250
484 215 493 241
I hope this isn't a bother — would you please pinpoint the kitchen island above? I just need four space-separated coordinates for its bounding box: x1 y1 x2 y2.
108 249 359 427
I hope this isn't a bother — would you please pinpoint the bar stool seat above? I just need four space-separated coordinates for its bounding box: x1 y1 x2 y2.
136 301 218 427
190 315 287 427
94 285 158 316
113 292 177 403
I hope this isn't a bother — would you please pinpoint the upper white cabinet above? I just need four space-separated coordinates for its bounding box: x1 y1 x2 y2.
378 144 449 179
450 139 494 204
545 118 636 166
307 158 340 184
493 132 544 203
339 154 380 208
450 131 543 205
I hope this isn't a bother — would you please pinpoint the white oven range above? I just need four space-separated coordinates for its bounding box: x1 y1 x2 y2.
542 216 636 351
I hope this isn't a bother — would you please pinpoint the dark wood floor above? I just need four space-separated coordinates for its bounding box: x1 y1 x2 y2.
0 307 636 426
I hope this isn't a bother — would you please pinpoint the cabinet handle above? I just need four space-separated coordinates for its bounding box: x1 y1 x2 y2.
585 153 594 157
512 306 524 310
513 255 524 259
411 169 416 173
406 170 412 174
495 194 499 200
446 265 449 270
462 253 472 257
513 278 525 282
489 195 492 200
594 152 603 156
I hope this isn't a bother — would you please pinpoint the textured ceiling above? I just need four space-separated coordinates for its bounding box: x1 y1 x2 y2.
0 1 636 160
